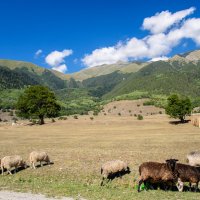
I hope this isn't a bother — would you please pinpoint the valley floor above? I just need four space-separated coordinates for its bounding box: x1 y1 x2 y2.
0 114 200 199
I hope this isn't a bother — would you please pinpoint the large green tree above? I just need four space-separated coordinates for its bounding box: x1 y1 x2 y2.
16 85 61 124
165 94 192 122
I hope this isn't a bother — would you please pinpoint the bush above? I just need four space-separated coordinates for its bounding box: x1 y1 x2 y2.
12 117 18 122
3 119 8 122
2 109 6 112
134 114 137 117
113 106 117 109
129 110 131 113
74 115 78 119
104 113 107 115
90 117 94 120
93 110 99 116
51 118 55 123
137 114 143 120
0 118 2 122
137 104 140 107
143 100 155 106
159 111 162 114
118 112 121 116
9 111 14 116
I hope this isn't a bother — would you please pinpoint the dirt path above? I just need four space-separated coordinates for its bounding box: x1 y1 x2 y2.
0 191 85 200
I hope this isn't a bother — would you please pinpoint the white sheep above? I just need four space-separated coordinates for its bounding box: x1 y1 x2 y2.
1 155 27 175
100 160 130 186
29 151 50 169
187 151 200 166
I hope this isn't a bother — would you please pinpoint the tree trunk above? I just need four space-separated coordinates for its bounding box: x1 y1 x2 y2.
180 116 185 123
39 115 45 125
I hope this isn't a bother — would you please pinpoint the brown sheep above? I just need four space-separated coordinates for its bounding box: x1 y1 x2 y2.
176 163 200 192
29 151 50 169
138 159 178 192
1 155 27 175
100 160 130 186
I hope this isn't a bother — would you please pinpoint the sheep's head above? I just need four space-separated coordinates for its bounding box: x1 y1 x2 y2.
126 166 131 174
21 160 28 169
166 159 178 171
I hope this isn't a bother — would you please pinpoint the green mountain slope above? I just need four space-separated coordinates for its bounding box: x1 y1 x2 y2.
104 59 200 99
0 60 82 90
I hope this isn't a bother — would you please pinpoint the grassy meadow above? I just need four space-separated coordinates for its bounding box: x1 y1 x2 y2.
0 114 200 199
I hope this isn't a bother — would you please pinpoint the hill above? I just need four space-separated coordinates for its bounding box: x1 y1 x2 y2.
71 61 146 80
0 59 81 90
104 57 200 99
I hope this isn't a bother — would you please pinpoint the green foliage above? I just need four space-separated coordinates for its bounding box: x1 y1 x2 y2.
143 100 155 106
16 85 61 124
165 94 192 122
137 114 143 120
105 61 200 99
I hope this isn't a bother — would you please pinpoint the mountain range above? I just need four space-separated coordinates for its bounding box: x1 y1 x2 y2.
1 49 200 112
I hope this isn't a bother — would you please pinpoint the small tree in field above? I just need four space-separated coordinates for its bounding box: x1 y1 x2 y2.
165 94 192 123
16 85 61 125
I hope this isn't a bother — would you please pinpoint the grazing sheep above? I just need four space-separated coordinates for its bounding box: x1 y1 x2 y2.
100 160 130 186
138 159 178 192
187 151 200 166
176 163 200 192
1 155 27 175
29 151 50 169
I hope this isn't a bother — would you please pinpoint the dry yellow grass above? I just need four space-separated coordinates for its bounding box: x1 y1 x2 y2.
0 114 200 199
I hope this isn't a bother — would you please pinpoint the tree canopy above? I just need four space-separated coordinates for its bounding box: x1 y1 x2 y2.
165 94 192 122
16 85 61 124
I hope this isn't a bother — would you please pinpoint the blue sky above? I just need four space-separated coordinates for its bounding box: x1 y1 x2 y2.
0 0 200 73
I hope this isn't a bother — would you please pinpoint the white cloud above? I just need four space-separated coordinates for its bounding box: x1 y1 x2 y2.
35 49 43 57
149 56 169 62
52 64 67 73
82 7 200 68
45 49 73 73
45 49 73 67
142 7 195 34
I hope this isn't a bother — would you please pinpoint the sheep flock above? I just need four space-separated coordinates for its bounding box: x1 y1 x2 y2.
1 150 200 193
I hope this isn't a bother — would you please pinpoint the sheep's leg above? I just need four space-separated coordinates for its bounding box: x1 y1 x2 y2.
1 166 4 175
138 179 143 192
100 177 105 186
40 161 43 167
8 169 12 175
14 167 17 174
195 182 198 192
189 182 192 192
33 162 36 169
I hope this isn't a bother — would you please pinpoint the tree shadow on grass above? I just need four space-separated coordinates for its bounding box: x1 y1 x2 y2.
169 120 190 125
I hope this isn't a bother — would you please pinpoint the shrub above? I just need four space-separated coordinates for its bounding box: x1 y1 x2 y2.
3 119 8 122
137 104 140 107
93 110 99 116
113 106 117 109
137 114 143 120
9 111 14 116
118 112 121 116
74 115 78 119
129 110 131 113
134 114 137 117
104 113 107 115
12 117 18 122
0 118 2 122
143 100 155 106
140 110 142 113
159 111 162 114
51 118 55 123
90 117 94 120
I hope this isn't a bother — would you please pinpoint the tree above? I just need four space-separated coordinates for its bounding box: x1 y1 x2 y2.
165 94 192 122
16 85 61 125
